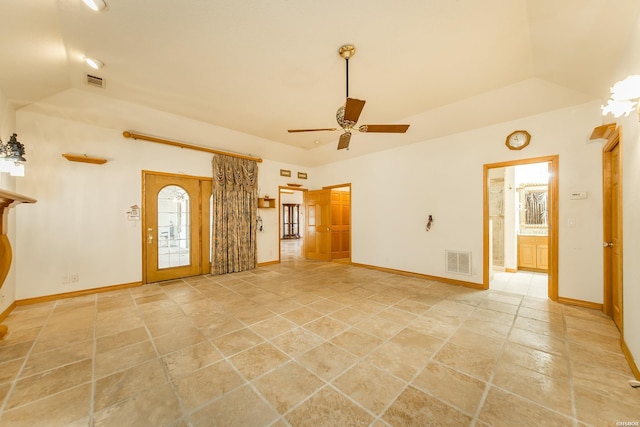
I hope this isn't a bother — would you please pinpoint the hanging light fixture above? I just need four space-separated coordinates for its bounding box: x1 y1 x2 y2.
0 133 26 176
602 74 640 118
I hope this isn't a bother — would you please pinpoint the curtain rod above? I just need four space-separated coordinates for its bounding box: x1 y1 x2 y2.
122 131 263 163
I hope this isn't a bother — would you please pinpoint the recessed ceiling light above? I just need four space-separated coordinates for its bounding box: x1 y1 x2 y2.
83 56 104 69
82 0 107 12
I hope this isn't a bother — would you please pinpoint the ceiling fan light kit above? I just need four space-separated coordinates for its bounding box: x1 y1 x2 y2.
288 44 410 150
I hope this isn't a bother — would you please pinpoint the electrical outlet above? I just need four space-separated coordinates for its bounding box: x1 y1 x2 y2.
70 274 79 283
62 276 70 284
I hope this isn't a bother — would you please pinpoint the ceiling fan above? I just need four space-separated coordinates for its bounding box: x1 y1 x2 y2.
288 45 410 150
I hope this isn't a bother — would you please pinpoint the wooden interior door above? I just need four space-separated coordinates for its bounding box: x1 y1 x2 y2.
143 172 211 283
330 190 351 259
304 189 331 261
603 133 623 330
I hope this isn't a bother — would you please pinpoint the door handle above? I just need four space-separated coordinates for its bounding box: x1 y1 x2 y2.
148 228 154 244
603 242 613 248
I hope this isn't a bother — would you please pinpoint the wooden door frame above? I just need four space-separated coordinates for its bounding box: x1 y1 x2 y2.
141 170 212 284
483 156 559 300
277 185 308 263
602 127 623 323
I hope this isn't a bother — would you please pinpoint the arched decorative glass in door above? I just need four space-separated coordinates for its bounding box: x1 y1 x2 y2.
157 185 191 268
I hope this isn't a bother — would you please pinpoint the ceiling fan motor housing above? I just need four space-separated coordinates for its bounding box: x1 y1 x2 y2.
287 44 410 150
336 105 356 130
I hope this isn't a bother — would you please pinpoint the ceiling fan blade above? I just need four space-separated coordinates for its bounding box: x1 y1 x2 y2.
343 98 366 123
358 124 410 133
288 128 338 133
337 132 351 150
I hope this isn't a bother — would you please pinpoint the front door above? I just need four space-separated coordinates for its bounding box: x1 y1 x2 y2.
143 172 211 283
304 189 332 261
603 132 623 330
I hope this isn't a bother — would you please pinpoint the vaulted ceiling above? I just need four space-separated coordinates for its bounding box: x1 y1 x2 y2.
1 0 639 164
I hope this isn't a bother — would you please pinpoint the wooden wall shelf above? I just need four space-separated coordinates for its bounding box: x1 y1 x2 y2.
62 154 107 164
258 198 275 208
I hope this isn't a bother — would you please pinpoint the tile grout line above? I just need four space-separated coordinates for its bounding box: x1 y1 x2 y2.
222 274 428 425
0 300 58 419
182 274 305 424
1 263 636 425
187 275 291 426
470 296 581 425
88 293 98 426
561 303 580 427
371 302 475 425
154 277 206 426
469 292 524 426
337 285 483 425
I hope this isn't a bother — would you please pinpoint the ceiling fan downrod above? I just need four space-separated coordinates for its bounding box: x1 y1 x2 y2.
339 45 355 98
346 57 349 98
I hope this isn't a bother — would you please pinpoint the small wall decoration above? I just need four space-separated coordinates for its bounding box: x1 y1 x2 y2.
298 172 308 179
280 169 291 177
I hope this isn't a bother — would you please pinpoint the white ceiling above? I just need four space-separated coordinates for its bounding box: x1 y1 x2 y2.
1 0 639 164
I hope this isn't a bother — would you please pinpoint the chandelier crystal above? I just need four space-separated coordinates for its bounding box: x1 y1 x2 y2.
0 133 26 176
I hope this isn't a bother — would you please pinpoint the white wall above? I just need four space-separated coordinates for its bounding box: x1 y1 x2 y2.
0 92 17 315
312 102 605 302
254 162 313 262
14 111 306 299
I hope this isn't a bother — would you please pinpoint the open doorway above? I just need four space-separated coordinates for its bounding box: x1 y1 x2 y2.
279 186 305 262
483 156 559 300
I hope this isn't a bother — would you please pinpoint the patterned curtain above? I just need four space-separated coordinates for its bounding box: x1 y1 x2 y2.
525 192 547 225
211 155 258 274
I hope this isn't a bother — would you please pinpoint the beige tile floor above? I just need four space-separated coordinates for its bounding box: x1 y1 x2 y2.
0 259 639 426
490 270 548 299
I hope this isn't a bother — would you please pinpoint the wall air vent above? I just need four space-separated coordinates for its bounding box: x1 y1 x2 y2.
445 250 472 275
86 74 105 89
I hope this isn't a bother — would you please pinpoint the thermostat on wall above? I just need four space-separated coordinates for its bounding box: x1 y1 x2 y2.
569 191 588 200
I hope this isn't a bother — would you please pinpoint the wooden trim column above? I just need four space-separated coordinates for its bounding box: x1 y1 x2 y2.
0 189 36 340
